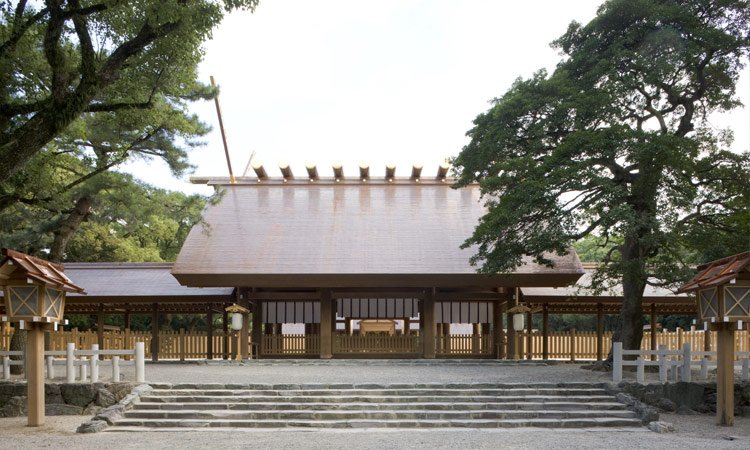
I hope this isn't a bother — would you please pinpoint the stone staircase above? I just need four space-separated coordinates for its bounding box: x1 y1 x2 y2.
109 383 642 430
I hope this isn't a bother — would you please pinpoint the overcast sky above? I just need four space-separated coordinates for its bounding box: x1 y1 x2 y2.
122 0 750 196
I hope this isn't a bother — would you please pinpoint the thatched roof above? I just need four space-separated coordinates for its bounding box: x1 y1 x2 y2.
173 181 584 288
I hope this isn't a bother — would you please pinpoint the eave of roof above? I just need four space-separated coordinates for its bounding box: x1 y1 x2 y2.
677 251 750 293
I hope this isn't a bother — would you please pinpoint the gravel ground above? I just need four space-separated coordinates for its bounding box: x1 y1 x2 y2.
1 361 748 449
0 414 748 450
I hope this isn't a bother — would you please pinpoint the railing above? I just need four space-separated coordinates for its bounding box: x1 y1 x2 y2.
436 334 494 356
1 342 145 383
612 342 750 384
261 334 319 356
334 334 421 354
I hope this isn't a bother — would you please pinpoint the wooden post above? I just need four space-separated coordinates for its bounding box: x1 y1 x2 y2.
403 318 410 335
422 288 436 359
123 310 130 330
26 324 45 426
596 303 604 362
252 302 262 359
207 310 214 360
222 309 229 359
651 303 658 361
179 328 186 362
345 319 352 336
151 303 159 362
525 311 533 360
493 300 505 359
320 290 333 359
507 289 518 359
97 304 105 349
714 322 735 426
542 304 549 360
239 291 250 360
569 328 576 362
472 323 480 355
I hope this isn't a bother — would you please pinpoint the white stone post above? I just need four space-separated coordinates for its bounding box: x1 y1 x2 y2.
612 342 623 383
135 342 145 383
90 344 99 383
66 343 76 383
46 356 54 380
700 357 709 380
636 357 645 384
681 342 692 382
80 357 88 382
742 359 749 383
670 357 679 382
658 344 668 383
2 356 9 380
112 355 120 382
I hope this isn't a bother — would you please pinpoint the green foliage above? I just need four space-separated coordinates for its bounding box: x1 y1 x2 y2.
453 0 750 349
0 0 259 182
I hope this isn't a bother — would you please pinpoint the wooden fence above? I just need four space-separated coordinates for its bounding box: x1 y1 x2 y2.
2 328 749 360
261 334 319 356
334 334 421 354
436 334 494 356
517 329 750 361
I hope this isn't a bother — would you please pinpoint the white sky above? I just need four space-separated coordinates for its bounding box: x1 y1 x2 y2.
122 0 750 196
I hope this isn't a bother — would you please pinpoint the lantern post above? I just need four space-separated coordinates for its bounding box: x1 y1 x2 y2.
678 252 750 426
0 249 85 427
225 304 250 361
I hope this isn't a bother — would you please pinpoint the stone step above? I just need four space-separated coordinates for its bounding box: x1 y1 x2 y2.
123 409 637 421
133 401 629 412
111 417 643 429
139 394 616 404
146 388 609 397
157 382 607 390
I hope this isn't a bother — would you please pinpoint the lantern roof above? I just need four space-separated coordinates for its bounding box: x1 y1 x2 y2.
0 248 85 294
677 251 750 293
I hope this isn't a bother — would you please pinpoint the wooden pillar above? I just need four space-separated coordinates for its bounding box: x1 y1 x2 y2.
344 319 352 335
542 304 549 360
704 324 711 353
239 292 250 360
525 311 533 360
714 322 735 426
421 288 436 359
252 301 262 359
207 309 214 360
403 318 410 335
151 303 159 362
596 303 604 362
320 289 333 359
97 304 105 349
650 303 658 361
472 323 480 355
26 325 45 426
123 310 131 330
507 289 518 359
222 309 229 360
493 300 505 359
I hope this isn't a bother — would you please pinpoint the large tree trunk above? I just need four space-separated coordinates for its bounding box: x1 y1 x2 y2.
611 235 647 355
49 195 93 262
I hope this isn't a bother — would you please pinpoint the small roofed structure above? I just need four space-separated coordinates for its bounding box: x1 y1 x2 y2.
678 251 750 426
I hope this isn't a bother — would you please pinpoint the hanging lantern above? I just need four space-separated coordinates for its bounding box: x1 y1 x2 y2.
225 303 250 331
507 304 532 332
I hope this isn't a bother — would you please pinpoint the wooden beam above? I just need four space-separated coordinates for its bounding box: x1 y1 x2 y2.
714 322 735 426
123 309 130 330
359 164 369 180
436 162 449 180
332 163 344 180
422 288 436 359
385 164 396 180
651 303 657 361
26 325 45 426
252 162 267 179
305 163 318 180
320 289 333 359
410 164 422 180
596 303 604 362
279 162 293 180
542 304 549 360
151 303 159 362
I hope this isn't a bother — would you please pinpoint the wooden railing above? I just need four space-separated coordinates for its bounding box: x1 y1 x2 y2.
436 334 494 356
334 334 421 354
261 334 319 356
